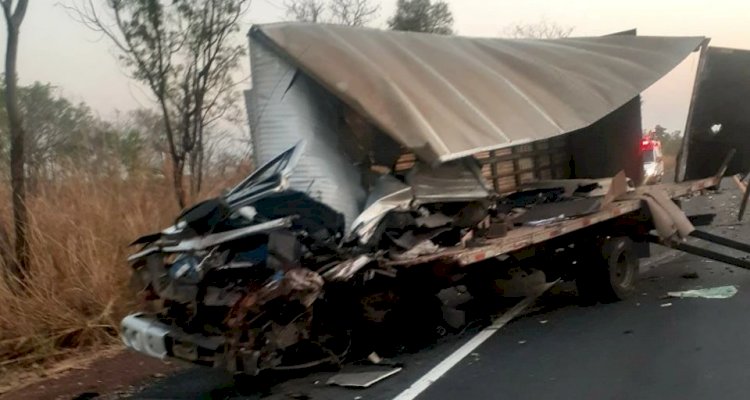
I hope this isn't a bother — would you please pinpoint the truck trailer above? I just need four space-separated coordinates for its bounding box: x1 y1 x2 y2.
119 24 744 376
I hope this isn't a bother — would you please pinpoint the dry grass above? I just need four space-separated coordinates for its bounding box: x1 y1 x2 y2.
0 165 251 385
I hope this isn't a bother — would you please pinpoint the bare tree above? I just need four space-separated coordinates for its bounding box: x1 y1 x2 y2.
285 0 379 26
285 0 326 23
67 0 250 208
329 0 379 26
1 0 29 279
504 19 574 39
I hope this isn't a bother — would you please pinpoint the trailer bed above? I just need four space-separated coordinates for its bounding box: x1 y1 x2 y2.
385 177 720 267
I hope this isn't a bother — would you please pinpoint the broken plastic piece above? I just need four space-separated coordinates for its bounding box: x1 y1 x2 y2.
441 306 466 329
392 240 440 260
415 213 453 228
667 285 738 299
367 352 382 365
599 171 628 207
327 367 402 388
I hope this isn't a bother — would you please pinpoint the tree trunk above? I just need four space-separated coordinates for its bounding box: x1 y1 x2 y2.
188 146 198 199
196 142 203 195
3 0 30 279
172 157 186 209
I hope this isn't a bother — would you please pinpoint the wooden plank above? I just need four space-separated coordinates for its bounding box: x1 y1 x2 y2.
490 150 500 192
477 148 565 164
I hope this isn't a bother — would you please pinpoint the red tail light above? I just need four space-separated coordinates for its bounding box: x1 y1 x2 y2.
640 138 659 151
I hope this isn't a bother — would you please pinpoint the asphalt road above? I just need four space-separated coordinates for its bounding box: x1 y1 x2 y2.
128 179 750 400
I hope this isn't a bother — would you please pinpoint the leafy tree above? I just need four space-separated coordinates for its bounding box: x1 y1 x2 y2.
5 83 92 182
1 0 29 278
388 0 453 35
112 109 166 174
0 83 168 181
649 125 683 156
285 0 379 26
67 0 250 208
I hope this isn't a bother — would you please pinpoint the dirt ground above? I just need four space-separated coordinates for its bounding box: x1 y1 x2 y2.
0 349 181 400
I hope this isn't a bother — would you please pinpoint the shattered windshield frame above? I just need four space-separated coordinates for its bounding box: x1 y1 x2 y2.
224 142 304 209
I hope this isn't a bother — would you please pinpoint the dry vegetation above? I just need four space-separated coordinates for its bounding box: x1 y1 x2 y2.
0 165 250 386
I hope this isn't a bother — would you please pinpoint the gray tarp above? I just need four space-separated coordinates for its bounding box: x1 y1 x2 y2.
250 23 704 163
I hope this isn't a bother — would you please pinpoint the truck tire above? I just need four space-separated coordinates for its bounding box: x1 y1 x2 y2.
576 237 639 303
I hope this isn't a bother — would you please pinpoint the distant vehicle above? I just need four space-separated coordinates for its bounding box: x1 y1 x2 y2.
641 136 664 184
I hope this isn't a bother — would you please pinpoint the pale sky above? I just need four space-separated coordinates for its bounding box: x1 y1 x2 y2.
2 0 750 134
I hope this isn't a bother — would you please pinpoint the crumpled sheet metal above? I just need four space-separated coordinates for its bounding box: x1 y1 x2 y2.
513 170 627 226
392 240 441 260
349 161 491 243
284 268 324 307
227 268 324 325
349 175 414 244
405 160 491 205
514 197 601 226
640 188 695 240
252 23 704 164
322 255 373 281
521 177 635 198
248 37 366 229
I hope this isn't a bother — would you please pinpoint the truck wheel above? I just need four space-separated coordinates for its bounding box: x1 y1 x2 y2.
576 237 639 303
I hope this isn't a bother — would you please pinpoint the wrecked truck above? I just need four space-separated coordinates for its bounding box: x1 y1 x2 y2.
120 24 730 375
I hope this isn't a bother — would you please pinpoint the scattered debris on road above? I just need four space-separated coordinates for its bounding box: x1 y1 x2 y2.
367 352 382 365
681 272 700 279
327 367 403 388
667 285 738 299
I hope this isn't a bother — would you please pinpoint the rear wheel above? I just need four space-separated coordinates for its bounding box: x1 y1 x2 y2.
576 237 639 303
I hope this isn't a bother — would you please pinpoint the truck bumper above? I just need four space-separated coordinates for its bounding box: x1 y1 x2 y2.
120 313 226 367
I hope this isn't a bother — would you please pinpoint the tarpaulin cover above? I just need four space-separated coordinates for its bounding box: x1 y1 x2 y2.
250 23 704 164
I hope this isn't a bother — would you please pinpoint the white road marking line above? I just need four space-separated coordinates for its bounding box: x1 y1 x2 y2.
392 281 557 400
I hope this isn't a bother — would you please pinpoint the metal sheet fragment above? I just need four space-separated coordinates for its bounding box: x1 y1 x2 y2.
521 177 635 198
602 171 629 207
640 188 695 240
406 160 491 205
253 23 704 164
322 255 373 281
392 240 441 260
327 367 403 388
514 197 601 226
349 175 413 244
